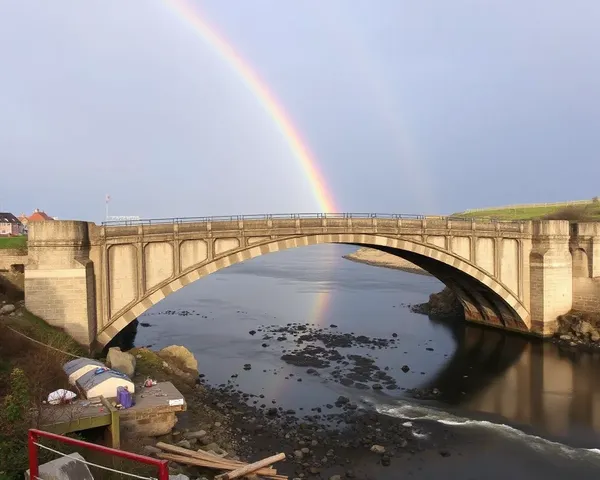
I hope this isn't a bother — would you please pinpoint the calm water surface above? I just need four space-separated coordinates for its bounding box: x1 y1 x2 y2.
134 244 600 478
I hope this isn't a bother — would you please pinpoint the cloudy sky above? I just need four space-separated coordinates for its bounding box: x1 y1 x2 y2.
1 1 599 222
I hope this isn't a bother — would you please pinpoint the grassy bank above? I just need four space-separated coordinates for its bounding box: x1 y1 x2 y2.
0 305 85 479
455 200 600 221
0 236 27 250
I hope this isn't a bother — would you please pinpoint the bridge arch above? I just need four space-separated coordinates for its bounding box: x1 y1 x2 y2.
97 234 530 346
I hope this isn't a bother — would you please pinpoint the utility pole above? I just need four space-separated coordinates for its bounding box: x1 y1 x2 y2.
105 194 110 222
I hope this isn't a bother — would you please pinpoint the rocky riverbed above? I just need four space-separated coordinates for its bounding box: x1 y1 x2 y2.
129 345 459 480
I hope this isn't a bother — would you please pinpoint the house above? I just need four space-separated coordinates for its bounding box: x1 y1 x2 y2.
18 209 56 228
0 213 25 236
27 208 55 223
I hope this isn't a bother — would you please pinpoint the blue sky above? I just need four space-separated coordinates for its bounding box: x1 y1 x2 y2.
1 1 599 222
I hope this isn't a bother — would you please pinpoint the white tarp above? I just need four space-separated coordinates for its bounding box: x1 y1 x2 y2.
47 389 77 405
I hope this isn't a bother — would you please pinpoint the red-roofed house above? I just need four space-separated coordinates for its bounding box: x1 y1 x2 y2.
27 209 54 222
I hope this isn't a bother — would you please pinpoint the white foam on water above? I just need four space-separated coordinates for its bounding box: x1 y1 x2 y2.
374 400 600 463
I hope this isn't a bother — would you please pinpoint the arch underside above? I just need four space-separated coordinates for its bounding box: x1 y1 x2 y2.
374 246 530 333
97 234 530 346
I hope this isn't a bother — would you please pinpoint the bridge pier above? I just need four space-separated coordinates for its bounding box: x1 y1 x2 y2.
529 221 573 335
25 221 97 347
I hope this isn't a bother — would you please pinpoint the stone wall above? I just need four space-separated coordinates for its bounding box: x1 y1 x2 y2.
0 249 27 299
573 278 600 312
0 248 27 270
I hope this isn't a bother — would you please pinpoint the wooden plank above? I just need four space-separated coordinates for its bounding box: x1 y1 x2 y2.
156 453 280 477
156 442 246 466
102 396 120 449
215 453 285 480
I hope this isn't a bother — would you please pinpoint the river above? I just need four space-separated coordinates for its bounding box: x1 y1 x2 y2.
133 244 600 478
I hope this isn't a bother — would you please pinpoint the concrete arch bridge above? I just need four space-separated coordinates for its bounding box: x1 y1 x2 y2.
23 213 599 349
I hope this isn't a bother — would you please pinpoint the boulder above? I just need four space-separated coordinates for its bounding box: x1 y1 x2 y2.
158 345 198 374
579 321 600 340
25 452 94 480
0 304 16 315
106 347 136 378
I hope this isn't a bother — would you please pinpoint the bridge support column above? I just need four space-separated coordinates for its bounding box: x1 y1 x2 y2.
25 221 97 348
529 220 572 336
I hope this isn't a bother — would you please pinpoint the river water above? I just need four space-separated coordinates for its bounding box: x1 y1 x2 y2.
134 244 600 478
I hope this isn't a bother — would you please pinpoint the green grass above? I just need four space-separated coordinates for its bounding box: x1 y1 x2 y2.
1 309 86 358
0 236 27 250
455 202 600 221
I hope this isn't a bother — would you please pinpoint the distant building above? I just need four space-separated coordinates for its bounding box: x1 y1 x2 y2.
0 213 25 236
28 208 55 222
19 209 55 228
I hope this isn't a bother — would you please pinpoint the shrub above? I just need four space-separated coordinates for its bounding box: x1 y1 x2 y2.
0 368 32 479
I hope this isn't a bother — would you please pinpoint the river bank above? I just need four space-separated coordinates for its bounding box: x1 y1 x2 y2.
343 247 431 276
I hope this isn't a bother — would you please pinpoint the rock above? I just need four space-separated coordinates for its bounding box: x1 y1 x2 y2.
143 445 162 456
401 365 410 373
25 452 93 480
294 450 304 459
370 445 385 454
402 421 413 427
158 345 199 373
169 475 190 480
560 334 572 341
381 455 391 466
330 475 342 480
204 442 224 455
0 304 15 315
579 321 599 339
106 347 136 377
411 287 462 318
176 439 191 449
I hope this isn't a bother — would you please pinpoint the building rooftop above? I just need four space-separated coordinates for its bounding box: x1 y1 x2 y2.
0 212 21 224
27 209 54 222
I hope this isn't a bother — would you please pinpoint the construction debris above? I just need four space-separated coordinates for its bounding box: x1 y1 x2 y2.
155 442 287 479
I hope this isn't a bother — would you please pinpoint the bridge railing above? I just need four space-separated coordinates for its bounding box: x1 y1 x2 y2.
100 212 516 227
102 213 428 226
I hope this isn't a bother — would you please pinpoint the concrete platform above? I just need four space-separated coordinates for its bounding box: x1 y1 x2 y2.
39 382 186 443
120 382 187 438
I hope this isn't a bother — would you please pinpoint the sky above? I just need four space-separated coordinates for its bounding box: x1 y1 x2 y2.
1 0 599 223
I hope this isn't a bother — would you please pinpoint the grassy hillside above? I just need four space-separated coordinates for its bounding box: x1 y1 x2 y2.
0 236 27 249
455 200 600 221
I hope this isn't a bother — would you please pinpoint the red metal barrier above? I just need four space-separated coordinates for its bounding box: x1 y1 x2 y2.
28 429 169 479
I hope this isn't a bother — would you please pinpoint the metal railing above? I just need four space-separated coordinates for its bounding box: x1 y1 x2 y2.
100 212 490 227
28 428 169 480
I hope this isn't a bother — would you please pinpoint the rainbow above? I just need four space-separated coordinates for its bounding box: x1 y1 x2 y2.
162 0 337 213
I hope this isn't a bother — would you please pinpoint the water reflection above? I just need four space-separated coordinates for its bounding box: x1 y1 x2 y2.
428 321 600 440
